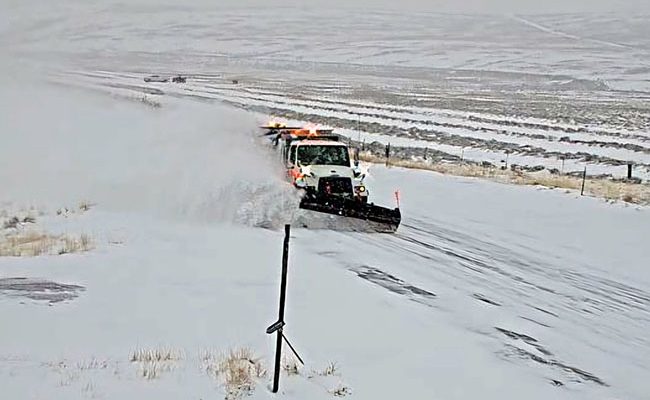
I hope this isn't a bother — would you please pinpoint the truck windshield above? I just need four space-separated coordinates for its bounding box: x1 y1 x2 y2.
297 145 350 166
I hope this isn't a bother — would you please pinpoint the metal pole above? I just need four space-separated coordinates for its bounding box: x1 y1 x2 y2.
385 143 391 166
272 225 291 393
580 167 587 196
628 163 633 180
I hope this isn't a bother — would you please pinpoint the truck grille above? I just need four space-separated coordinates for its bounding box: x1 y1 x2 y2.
318 177 353 197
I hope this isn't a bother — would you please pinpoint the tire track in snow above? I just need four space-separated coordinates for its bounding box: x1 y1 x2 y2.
324 216 650 390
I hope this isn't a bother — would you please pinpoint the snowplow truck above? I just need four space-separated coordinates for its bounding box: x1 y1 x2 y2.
262 124 401 232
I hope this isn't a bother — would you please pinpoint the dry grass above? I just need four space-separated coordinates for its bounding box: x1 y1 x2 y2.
44 358 112 388
76 358 110 371
321 362 338 377
130 347 183 363
136 361 177 380
0 231 93 257
309 361 339 378
282 355 300 376
58 234 93 255
306 362 352 397
202 348 267 400
130 347 183 380
0 232 58 257
360 153 650 205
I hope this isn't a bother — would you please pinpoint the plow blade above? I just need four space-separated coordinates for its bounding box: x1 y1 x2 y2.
299 195 401 233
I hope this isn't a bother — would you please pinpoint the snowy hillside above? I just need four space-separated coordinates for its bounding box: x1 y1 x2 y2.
2 2 650 399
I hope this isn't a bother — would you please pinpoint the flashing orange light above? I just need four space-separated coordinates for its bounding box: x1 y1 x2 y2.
290 169 305 179
302 123 319 135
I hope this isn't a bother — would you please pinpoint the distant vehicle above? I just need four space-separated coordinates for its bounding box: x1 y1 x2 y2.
262 123 401 232
143 75 186 83
143 75 168 83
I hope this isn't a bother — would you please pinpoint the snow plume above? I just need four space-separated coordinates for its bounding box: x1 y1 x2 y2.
0 78 300 228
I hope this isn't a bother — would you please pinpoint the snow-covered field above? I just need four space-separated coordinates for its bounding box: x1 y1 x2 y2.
2 1 650 399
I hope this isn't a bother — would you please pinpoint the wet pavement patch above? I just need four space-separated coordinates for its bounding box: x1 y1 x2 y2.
0 277 85 304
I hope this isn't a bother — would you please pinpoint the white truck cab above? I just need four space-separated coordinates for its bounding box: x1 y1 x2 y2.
285 140 368 203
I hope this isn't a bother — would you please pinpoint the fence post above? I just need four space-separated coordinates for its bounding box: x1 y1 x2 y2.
580 167 587 196
385 143 391 166
628 163 633 180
